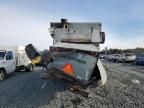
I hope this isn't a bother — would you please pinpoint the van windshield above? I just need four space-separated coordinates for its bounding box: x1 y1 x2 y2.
0 50 6 60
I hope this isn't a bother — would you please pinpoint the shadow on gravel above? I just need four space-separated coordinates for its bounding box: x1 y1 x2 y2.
32 79 68 108
0 69 68 108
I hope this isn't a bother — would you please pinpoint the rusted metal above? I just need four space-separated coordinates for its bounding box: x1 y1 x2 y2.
69 84 89 98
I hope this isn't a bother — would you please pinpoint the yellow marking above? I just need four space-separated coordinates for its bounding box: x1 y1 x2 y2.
31 56 41 64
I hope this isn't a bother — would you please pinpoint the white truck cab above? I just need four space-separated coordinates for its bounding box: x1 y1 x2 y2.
0 46 33 81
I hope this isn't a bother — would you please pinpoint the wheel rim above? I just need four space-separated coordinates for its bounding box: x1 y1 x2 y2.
0 72 5 81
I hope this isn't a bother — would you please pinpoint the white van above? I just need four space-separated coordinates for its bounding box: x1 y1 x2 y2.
117 53 136 63
0 46 33 81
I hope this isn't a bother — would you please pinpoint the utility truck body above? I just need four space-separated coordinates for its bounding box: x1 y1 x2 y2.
0 46 33 81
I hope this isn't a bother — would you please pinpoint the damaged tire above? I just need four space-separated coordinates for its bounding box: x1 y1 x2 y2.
0 70 6 81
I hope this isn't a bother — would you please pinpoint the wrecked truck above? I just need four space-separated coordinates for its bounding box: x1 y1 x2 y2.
25 19 107 90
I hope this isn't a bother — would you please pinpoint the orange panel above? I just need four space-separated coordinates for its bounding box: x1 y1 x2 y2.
63 64 74 76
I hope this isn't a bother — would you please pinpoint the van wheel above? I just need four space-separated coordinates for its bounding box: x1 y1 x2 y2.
0 70 6 81
25 64 33 72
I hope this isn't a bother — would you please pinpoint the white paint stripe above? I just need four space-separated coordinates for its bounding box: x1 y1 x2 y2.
41 82 47 89
131 79 140 84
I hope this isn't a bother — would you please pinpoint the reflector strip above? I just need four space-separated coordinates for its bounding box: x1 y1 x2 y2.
63 64 74 76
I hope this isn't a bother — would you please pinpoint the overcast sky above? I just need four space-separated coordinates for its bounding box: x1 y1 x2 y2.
0 0 144 50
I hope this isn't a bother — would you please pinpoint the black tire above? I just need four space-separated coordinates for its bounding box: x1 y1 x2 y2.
25 64 33 72
122 59 125 63
0 70 6 81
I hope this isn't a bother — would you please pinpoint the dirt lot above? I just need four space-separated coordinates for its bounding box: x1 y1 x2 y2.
0 62 144 108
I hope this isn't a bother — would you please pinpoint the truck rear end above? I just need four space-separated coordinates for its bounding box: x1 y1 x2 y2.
26 19 107 88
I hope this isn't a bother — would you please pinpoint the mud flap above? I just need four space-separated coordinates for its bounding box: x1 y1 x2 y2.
96 59 107 85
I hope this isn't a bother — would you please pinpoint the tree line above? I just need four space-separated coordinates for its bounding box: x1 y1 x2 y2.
101 47 144 54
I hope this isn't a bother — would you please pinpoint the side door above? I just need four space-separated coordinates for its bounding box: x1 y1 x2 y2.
5 51 16 73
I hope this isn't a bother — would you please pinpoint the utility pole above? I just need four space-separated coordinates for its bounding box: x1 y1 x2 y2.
105 47 108 69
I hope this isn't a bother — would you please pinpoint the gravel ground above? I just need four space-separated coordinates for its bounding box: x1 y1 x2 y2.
0 62 144 108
